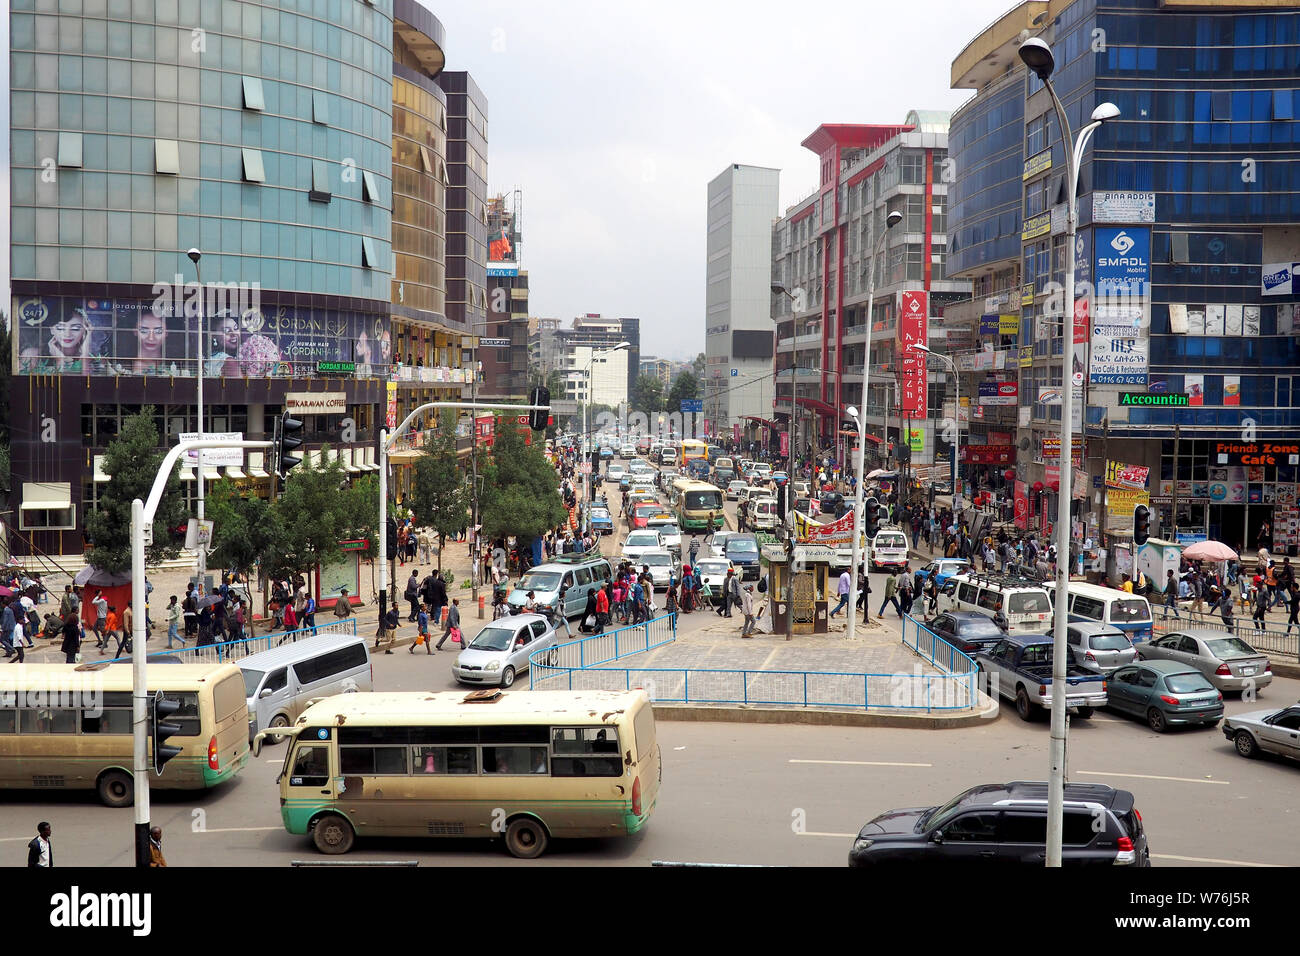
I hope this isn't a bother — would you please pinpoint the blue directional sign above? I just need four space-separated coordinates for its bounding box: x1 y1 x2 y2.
680 399 703 413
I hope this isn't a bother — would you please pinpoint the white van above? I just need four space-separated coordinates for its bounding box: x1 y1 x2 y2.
751 496 779 531
238 635 372 740
660 447 678 466
937 572 1054 636
1052 582 1156 643
869 528 910 571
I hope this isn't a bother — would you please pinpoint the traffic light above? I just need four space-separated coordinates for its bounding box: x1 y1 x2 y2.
864 496 880 539
386 517 398 561
1133 504 1151 546
529 386 550 431
151 692 184 775
275 412 303 477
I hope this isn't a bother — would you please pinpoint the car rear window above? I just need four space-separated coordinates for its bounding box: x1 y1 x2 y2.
960 617 1002 637
1206 638 1259 658
1009 592 1050 615
1164 673 1216 694
1110 598 1151 622
1089 633 1132 651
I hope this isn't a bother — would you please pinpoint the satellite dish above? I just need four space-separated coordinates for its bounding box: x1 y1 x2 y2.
1018 436 1032 451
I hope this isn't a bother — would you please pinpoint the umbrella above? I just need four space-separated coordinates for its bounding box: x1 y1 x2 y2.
0 587 14 598
195 594 225 610
73 566 132 588
1181 540 1238 562
866 468 897 479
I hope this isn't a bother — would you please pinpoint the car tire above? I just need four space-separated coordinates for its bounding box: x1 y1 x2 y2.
1075 706 1094 719
500 666 516 689
1234 730 1259 758
312 813 355 854
1015 688 1034 721
1147 708 1167 733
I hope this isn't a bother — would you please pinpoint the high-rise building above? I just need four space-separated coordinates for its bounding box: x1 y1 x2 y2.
704 164 780 444
947 0 1300 553
481 190 529 401
771 115 970 467
439 70 489 349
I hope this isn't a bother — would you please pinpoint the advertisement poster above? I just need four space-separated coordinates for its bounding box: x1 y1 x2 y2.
1106 461 1150 490
180 432 243 467
1106 487 1150 534
979 314 1000 336
12 293 389 377
908 428 925 453
793 510 855 546
385 381 398 429
898 291 928 417
1186 374 1205 406
1277 484 1298 508
978 380 1018 406
1014 480 1029 529
1223 375 1241 406
1089 327 1148 386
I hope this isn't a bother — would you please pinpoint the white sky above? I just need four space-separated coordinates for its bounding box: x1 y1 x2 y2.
1 0 1013 357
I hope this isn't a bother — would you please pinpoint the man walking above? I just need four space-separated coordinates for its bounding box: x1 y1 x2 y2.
878 572 902 618
27 822 52 868
165 595 182 648
148 826 167 867
429 571 447 634
688 536 700 569
404 570 420 622
727 570 742 620
1162 570 1181 620
378 605 399 654
897 568 914 616
92 590 108 649
829 567 851 618
717 569 735 618
740 584 757 638
435 599 462 650
1252 581 1268 632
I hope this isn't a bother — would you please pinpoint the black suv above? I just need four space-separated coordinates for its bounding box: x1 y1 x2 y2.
848 781 1149 866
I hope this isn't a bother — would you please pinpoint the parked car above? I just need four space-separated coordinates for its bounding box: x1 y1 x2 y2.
1066 622 1136 675
452 613 558 689
623 529 666 563
848 781 1149 866
589 507 614 536
927 612 1006 656
726 480 749 501
1105 660 1223 733
792 481 811 498
638 550 679 591
646 518 682 555
1136 629 1272 694
1222 703 1300 761
976 635 1108 721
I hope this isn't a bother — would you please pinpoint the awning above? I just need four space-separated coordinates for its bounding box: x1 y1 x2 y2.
741 415 780 428
179 467 196 482
795 396 839 417
246 452 268 479
223 466 246 479
20 482 71 510
200 466 222 482
93 455 111 483
342 449 361 473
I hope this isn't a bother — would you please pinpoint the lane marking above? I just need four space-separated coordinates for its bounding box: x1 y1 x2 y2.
1152 853 1280 868
798 831 856 838
790 759 933 768
1076 770 1229 786
198 826 282 834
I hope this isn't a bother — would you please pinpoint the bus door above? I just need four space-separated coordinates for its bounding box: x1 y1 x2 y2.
283 731 345 829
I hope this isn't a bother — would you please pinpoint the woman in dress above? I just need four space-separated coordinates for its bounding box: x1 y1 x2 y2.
20 309 95 373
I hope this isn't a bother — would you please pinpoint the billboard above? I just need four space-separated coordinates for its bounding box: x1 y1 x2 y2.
12 293 389 378
898 291 928 417
978 380 1018 406
488 222 519 277
1092 191 1156 224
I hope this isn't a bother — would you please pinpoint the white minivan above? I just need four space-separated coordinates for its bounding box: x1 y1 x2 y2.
937 573 1054 636
238 634 372 740
869 528 910 571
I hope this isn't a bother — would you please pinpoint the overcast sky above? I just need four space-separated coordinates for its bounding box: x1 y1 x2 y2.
1 1 1011 358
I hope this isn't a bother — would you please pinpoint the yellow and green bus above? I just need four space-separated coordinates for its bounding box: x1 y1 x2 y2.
673 479 725 531
261 689 660 859
0 663 250 806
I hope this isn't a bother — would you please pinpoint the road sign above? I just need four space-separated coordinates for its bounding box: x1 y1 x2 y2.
730 368 739 377
680 399 703 413
580 463 592 474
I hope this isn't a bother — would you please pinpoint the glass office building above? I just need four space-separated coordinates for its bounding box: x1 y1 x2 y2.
948 0 1300 553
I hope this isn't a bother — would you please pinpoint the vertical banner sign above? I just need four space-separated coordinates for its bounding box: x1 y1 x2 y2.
780 431 790 457
385 381 398 429
898 290 929 417
1014 480 1029 529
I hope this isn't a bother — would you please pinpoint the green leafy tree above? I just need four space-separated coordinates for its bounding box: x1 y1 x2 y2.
667 370 701 410
630 374 664 414
85 407 187 575
338 472 380 561
264 446 350 580
206 478 282 581
410 410 467 570
478 417 566 548
691 352 705 377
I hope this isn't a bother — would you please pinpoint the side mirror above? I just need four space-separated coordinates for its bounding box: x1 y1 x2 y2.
932 829 944 844
259 687 275 699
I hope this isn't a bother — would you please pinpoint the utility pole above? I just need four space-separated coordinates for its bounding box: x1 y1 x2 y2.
786 382 796 643
1171 423 1180 542
470 366 480 603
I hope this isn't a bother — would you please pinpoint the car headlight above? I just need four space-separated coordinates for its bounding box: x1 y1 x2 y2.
853 837 873 852
485 661 501 672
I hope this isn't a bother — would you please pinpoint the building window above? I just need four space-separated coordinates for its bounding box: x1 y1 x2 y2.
154 139 180 175
241 148 266 183
418 146 433 174
362 170 380 203
313 89 329 125
310 160 331 202
361 236 378 269
57 131 82 167
901 151 925 185
242 76 265 111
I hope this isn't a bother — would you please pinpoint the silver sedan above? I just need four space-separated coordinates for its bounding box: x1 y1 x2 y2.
452 613 558 689
1222 705 1300 762
1137 628 1272 693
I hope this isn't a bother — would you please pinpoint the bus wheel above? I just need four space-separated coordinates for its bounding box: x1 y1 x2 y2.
312 813 355 854
97 769 133 808
504 817 549 859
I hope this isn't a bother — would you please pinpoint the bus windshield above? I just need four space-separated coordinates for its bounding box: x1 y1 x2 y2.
1109 599 1152 623
686 490 723 510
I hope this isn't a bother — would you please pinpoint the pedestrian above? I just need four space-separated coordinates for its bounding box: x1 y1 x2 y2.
404 570 420 622
429 571 447 631
334 588 353 618
196 604 213 648
27 822 52 867
122 602 134 652
630 576 646 624
688 536 700 568
727 570 741 619
435 599 462 650
1219 589 1236 632
302 593 317 635
282 598 298 634
148 826 167 867
717 569 735 618
1190 572 1205 615
898 569 915 616
1286 582 1300 636
594 585 609 635
856 567 872 619
182 589 198 639
1162 570 1181 620
829 568 851 618
410 603 430 654
92 589 109 647
1252 582 1268 632
740 584 757 638
379 605 399 654
60 611 80 664
162 595 181 648
878 573 901 618
994 599 1009 633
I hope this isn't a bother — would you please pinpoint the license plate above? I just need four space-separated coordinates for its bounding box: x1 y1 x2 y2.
1241 667 1256 675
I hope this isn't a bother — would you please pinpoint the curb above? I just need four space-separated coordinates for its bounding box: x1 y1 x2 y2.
1270 661 1300 680
651 693 1000 729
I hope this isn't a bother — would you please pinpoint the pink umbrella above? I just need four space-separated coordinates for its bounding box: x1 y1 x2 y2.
1181 540 1238 562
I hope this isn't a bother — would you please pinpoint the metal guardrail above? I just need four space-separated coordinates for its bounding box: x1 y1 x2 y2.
528 609 980 711
99 618 358 665
1152 607 1299 661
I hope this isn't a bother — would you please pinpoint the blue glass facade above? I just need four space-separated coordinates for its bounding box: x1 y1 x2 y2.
948 75 1024 275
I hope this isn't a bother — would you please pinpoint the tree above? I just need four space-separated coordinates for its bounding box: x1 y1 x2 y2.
667 370 701 410
263 446 351 581
630 374 664 414
84 407 187 575
409 410 467 570
691 352 705 377
206 478 282 582
478 417 567 547
337 472 380 562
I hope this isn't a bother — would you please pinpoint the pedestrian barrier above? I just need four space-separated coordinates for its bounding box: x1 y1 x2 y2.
97 618 359 665
1152 609 1299 661
528 610 980 711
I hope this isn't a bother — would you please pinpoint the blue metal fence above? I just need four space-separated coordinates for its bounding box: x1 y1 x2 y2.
529 609 980 711
98 618 359 665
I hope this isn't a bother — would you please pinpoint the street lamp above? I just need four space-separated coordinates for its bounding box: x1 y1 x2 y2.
1018 35 1120 869
845 405 867 641
910 343 959 511
185 248 207 593
581 342 630 535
